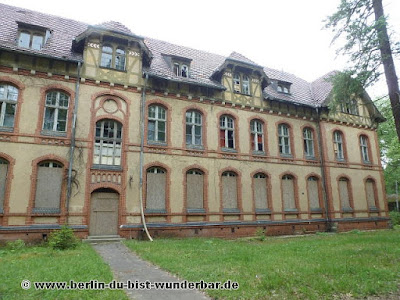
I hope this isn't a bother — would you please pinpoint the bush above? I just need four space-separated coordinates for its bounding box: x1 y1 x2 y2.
389 211 400 226
48 226 79 250
255 228 266 241
6 239 25 250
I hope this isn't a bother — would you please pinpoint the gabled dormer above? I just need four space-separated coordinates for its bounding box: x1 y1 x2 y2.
211 52 269 106
162 54 192 78
72 21 152 86
16 22 51 51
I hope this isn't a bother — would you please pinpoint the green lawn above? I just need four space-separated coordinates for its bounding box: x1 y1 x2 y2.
0 242 127 300
125 230 400 300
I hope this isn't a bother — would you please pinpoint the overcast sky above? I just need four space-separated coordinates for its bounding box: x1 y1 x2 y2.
1 0 399 98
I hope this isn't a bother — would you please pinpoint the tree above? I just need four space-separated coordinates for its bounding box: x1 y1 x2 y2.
376 98 400 194
325 0 400 140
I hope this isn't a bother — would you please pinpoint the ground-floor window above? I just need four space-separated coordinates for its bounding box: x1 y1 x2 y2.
282 174 296 211
307 176 321 211
253 173 269 211
146 167 166 213
339 177 352 211
186 169 204 212
222 171 238 212
0 158 8 213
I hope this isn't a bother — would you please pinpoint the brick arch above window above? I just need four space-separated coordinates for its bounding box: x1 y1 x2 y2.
0 79 24 133
217 111 239 152
276 121 295 158
145 100 172 147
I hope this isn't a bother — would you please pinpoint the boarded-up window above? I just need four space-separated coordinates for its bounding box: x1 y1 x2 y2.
146 167 166 213
0 159 8 213
186 169 204 212
254 173 268 211
222 171 238 212
365 179 377 209
282 175 296 210
339 178 352 211
308 176 321 211
34 161 63 213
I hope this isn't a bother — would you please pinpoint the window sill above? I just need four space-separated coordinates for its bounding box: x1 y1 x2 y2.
99 66 127 73
223 208 240 214
187 208 206 214
368 206 379 212
145 209 167 214
41 130 67 137
310 208 323 213
0 127 13 132
284 209 298 214
32 208 60 214
221 148 237 153
280 154 293 159
234 91 252 97
255 208 271 214
186 144 204 150
91 164 122 171
342 208 353 213
147 141 167 147
362 160 372 165
252 151 266 156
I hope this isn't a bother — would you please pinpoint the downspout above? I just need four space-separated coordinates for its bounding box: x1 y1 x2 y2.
139 73 153 241
66 61 81 213
315 107 332 231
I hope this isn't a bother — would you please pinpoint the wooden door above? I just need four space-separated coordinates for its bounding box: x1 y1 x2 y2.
89 192 119 236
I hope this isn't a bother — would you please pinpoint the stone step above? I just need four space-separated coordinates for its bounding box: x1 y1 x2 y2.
83 235 125 243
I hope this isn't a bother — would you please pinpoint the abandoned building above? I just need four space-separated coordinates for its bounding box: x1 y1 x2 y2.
0 3 389 241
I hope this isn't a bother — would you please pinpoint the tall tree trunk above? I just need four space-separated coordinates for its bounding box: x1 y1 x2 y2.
373 0 400 140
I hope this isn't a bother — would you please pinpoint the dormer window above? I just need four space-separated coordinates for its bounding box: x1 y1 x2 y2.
173 63 189 78
340 99 359 115
17 23 51 51
277 82 290 94
100 45 126 71
233 73 251 95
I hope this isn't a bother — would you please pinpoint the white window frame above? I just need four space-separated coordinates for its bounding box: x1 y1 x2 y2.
251 119 264 152
278 124 291 155
334 131 344 160
242 75 250 95
43 91 70 132
186 110 202 146
220 115 235 149
303 128 315 158
94 120 122 166
148 105 167 143
0 84 18 128
233 73 241 93
360 135 370 162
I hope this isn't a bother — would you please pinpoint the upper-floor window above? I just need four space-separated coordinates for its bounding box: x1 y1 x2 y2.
18 31 44 50
250 119 264 152
340 99 359 115
360 135 370 163
233 73 251 95
94 119 122 166
277 82 290 94
333 131 345 161
0 84 18 129
303 127 315 158
186 110 202 146
219 115 235 149
43 91 69 133
148 105 166 143
278 124 291 155
100 45 126 71
173 63 189 78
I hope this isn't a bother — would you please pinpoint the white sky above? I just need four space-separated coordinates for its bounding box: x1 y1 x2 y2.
1 0 399 99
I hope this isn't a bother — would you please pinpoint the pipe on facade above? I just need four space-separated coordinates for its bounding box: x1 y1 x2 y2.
315 107 332 231
139 73 153 241
66 61 81 212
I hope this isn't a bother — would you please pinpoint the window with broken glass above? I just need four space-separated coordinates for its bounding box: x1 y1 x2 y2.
94 120 122 166
220 115 235 150
43 91 69 133
0 84 18 129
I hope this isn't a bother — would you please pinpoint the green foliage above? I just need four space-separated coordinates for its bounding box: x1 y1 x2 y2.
48 225 79 250
389 211 400 226
376 98 400 194
6 239 25 251
255 228 266 241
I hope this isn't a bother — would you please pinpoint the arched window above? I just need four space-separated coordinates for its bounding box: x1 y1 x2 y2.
303 128 315 158
0 84 18 128
253 173 269 211
242 75 250 95
282 175 296 211
222 171 238 212
360 135 370 163
0 158 9 213
100 45 113 68
307 176 321 211
251 120 264 152
186 110 202 146
43 91 70 133
94 119 122 166
333 131 345 161
278 124 291 155
146 167 166 213
220 115 235 149
34 161 63 213
148 105 166 143
115 47 126 71
186 169 204 212
365 179 378 210
339 177 352 211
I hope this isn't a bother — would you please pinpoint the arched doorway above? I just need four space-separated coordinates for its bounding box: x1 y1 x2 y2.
89 188 119 236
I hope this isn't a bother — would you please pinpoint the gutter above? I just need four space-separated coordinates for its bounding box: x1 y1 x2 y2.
138 73 153 241
66 61 81 212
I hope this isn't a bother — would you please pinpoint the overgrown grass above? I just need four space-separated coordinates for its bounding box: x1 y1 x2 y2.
125 230 400 300
0 242 127 300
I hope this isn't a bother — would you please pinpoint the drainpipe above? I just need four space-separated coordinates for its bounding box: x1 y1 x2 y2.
315 107 332 231
66 61 81 213
139 73 153 241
